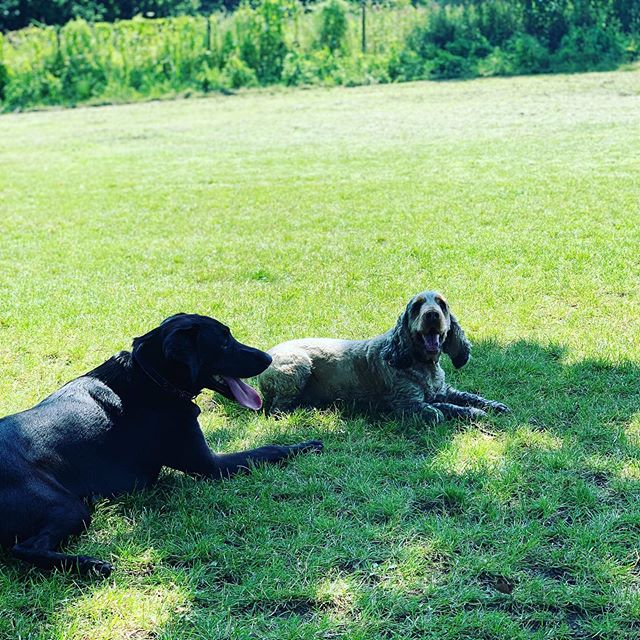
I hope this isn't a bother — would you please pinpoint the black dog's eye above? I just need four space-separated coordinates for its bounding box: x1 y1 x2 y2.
436 298 447 312
221 327 231 344
411 298 425 314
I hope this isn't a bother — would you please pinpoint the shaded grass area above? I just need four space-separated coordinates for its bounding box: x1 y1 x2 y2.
0 71 639 638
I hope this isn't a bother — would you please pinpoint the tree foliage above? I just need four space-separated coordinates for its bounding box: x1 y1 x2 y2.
0 0 228 31
2 0 640 34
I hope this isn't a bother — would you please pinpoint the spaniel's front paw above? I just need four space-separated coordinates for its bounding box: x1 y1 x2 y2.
487 401 511 414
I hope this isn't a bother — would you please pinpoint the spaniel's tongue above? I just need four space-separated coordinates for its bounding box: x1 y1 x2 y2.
422 333 441 353
222 376 263 410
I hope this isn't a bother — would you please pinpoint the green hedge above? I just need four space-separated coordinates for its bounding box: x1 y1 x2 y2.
0 0 638 112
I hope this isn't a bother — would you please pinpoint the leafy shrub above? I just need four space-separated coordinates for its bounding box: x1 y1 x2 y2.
611 0 640 33
521 0 570 50
427 49 475 79
232 0 290 85
317 0 349 53
282 50 318 85
58 20 107 101
235 5 261 71
478 33 550 76
220 29 235 66
197 62 227 91
401 5 488 79
256 0 289 83
506 32 550 73
0 33 6 100
551 24 624 71
222 52 257 87
358 52 391 85
297 49 341 84
623 36 639 62
477 0 522 47
423 6 459 49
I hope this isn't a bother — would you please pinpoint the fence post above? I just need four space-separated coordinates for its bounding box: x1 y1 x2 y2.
361 1 366 53
55 25 63 67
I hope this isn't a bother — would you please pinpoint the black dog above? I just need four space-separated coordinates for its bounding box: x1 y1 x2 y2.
0 313 322 576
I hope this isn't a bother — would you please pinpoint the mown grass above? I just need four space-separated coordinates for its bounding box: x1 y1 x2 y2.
0 70 639 639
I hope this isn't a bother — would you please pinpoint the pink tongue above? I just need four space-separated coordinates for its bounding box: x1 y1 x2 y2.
423 333 441 352
222 376 263 410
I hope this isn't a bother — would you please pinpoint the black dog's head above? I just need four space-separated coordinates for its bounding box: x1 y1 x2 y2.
382 291 471 369
132 313 272 409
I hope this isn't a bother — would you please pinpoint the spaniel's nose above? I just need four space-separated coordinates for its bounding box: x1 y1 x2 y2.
424 309 440 323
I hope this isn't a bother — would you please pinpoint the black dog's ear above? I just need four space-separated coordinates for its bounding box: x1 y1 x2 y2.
162 325 201 385
381 307 413 369
442 313 471 369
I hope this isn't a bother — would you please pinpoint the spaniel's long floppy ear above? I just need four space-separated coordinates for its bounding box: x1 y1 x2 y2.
442 313 471 369
162 324 201 386
381 306 413 369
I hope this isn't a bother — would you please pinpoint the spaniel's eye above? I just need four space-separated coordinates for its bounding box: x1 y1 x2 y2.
411 299 424 314
436 298 447 312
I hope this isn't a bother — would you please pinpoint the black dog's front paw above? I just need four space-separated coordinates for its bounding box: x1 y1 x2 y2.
78 556 114 577
291 440 323 455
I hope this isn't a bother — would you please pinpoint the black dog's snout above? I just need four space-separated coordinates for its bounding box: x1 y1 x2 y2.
259 350 273 370
228 343 272 377
243 344 271 368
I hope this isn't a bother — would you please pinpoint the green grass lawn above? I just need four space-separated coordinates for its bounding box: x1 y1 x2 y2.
0 71 639 639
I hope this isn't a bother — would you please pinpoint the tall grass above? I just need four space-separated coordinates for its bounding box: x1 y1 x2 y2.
0 0 637 112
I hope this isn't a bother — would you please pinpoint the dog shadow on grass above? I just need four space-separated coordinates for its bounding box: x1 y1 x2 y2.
1 340 639 638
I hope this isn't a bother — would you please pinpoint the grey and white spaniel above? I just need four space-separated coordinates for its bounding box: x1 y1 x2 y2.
259 291 509 423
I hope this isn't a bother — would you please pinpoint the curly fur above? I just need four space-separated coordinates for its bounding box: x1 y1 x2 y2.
259 291 509 423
